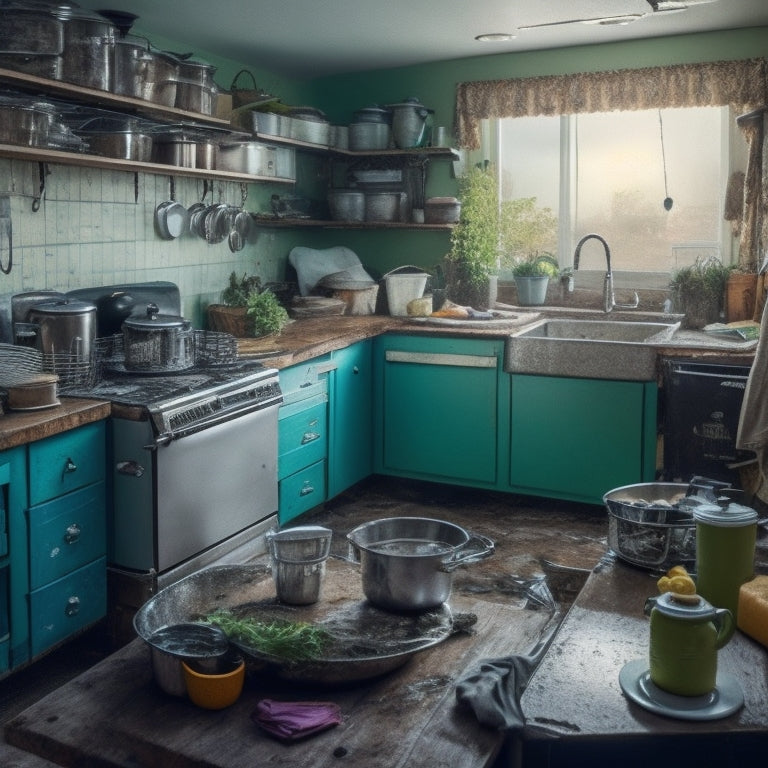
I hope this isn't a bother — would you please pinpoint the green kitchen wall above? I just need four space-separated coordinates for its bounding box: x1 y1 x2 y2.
2 25 766 327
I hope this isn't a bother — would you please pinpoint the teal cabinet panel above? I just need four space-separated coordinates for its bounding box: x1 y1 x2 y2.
279 460 326 524
28 421 106 506
278 400 328 480
328 340 373 498
510 374 657 504
27 482 106 591
29 556 107 658
375 335 502 485
0 565 8 674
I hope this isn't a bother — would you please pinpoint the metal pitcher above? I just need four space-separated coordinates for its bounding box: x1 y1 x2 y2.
387 97 433 149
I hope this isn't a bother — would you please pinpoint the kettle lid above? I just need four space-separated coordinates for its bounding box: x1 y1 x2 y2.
651 591 718 620
693 502 758 527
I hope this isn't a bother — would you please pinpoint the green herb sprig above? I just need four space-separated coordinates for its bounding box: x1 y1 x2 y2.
204 610 330 661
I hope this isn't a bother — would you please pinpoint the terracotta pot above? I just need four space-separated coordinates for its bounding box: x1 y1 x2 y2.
726 272 758 322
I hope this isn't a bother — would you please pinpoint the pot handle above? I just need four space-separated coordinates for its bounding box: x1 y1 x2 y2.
440 533 495 572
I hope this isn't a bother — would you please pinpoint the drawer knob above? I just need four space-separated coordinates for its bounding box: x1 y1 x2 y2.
65 595 81 617
301 431 320 445
63 457 77 475
64 523 82 544
299 482 315 497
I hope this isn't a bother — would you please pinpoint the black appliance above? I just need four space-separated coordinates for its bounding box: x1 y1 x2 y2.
662 358 753 487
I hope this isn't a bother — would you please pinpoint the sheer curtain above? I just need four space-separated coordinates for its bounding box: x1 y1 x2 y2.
455 58 768 278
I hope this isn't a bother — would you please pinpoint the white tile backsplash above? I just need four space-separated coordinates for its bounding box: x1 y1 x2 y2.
0 159 288 327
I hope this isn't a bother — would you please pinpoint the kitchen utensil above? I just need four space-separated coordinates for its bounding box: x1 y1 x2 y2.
603 482 703 570
154 199 188 239
694 503 758 621
0 194 11 275
121 303 193 372
327 189 365 221
26 298 97 361
364 191 403 222
644 592 735 697
152 134 198 168
183 657 245 709
424 196 461 223
267 525 332 605
74 117 153 162
346 516 494 611
132 563 458 685
58 8 117 91
0 97 58 148
384 266 430 316
215 141 296 179
5 373 59 410
352 105 391 124
349 121 390 151
96 291 135 336
173 58 218 115
386 97 433 149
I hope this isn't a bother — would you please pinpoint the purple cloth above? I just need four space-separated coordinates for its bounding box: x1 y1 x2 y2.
252 699 343 741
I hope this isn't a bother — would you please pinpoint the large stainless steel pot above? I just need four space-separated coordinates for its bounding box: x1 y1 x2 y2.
75 118 152 161
386 97 433 149
56 7 117 91
27 298 97 361
0 1 65 78
122 303 193 372
113 38 179 106
0 97 58 147
346 517 494 611
173 59 218 116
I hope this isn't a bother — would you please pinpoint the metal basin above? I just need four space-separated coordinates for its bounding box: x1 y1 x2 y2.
505 318 680 381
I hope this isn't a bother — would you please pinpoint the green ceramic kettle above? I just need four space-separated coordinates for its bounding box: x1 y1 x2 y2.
644 591 735 697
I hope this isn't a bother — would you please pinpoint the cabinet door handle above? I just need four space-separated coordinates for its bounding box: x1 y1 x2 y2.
63 457 77 474
64 523 81 544
299 482 315 496
301 431 320 444
116 460 145 478
65 595 81 617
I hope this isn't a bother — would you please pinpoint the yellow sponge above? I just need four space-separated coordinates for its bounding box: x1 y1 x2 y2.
738 575 768 648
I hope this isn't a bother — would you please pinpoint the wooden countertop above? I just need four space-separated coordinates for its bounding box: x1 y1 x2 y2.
0 398 110 451
3 556 552 768
521 556 768 739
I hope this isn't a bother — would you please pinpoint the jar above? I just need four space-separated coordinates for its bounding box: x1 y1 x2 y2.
644 591 735 696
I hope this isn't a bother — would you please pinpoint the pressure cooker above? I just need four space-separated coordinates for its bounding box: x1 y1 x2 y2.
26 298 97 360
121 303 194 372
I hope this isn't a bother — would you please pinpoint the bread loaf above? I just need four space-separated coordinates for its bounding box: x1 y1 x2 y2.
737 575 768 648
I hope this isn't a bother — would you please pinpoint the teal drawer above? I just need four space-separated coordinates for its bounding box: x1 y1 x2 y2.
28 482 106 590
279 460 326 524
278 401 327 480
29 556 106 658
28 422 106 507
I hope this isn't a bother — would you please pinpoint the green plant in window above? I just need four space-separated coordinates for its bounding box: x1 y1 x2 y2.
669 257 734 329
509 251 560 278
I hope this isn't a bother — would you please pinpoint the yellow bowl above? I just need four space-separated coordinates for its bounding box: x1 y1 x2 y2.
182 659 245 710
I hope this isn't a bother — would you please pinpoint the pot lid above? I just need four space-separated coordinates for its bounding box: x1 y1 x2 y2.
123 303 189 329
650 592 718 620
30 298 96 315
385 97 434 113
693 503 758 527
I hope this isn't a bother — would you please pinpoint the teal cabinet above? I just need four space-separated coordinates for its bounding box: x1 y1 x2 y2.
374 335 506 487
328 340 373 498
0 422 107 679
509 374 657 504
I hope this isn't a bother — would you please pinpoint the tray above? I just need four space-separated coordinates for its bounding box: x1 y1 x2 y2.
133 563 458 685
409 310 539 328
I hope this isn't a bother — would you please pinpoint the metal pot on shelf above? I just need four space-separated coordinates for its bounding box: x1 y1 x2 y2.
386 97 433 149
121 303 194 372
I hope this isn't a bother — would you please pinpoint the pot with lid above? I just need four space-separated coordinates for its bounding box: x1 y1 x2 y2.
386 97 433 149
122 303 193 372
26 298 97 361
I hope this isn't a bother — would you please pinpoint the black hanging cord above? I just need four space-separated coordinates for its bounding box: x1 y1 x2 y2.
658 110 673 211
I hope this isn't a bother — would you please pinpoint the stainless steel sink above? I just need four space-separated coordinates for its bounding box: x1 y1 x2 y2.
505 318 681 381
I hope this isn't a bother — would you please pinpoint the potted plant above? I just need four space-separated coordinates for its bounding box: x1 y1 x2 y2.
669 258 734 329
208 272 290 337
442 163 499 309
509 251 559 306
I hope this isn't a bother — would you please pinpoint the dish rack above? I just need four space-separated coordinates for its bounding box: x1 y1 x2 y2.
0 343 95 391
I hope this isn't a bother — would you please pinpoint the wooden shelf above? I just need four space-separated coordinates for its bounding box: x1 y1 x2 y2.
252 217 453 230
0 143 295 184
0 67 229 128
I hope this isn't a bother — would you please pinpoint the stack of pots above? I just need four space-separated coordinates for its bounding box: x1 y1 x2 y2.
174 58 219 116
349 105 391 151
113 35 179 109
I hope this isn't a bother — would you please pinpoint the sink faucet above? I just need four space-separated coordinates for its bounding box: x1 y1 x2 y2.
573 233 639 313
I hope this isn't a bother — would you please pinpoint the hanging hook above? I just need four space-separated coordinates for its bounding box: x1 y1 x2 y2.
240 182 248 209
168 175 176 202
32 162 49 212
658 110 673 211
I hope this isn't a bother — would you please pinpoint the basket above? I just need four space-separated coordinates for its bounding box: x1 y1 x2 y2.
230 69 270 109
207 305 251 337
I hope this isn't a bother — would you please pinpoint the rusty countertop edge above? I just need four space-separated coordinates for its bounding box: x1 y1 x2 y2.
1 315 756 451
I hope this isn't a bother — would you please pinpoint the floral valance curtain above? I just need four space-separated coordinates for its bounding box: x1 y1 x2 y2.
455 57 768 283
455 58 768 150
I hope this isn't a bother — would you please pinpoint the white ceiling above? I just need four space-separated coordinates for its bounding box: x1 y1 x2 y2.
78 0 768 80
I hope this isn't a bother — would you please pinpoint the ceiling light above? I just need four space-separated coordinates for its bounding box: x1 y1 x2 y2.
582 15 644 26
475 33 517 42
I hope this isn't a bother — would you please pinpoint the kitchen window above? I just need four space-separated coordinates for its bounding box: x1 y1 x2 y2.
488 105 745 288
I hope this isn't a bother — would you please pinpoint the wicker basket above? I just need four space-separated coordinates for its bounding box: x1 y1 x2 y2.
207 305 252 337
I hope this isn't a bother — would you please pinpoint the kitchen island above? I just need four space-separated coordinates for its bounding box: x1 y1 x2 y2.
3 480 767 768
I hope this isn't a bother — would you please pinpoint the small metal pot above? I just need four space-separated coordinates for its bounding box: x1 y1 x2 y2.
122 303 193 372
346 517 494 611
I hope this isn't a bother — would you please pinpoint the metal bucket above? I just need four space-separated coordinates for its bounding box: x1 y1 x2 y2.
267 526 332 605
384 266 429 316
